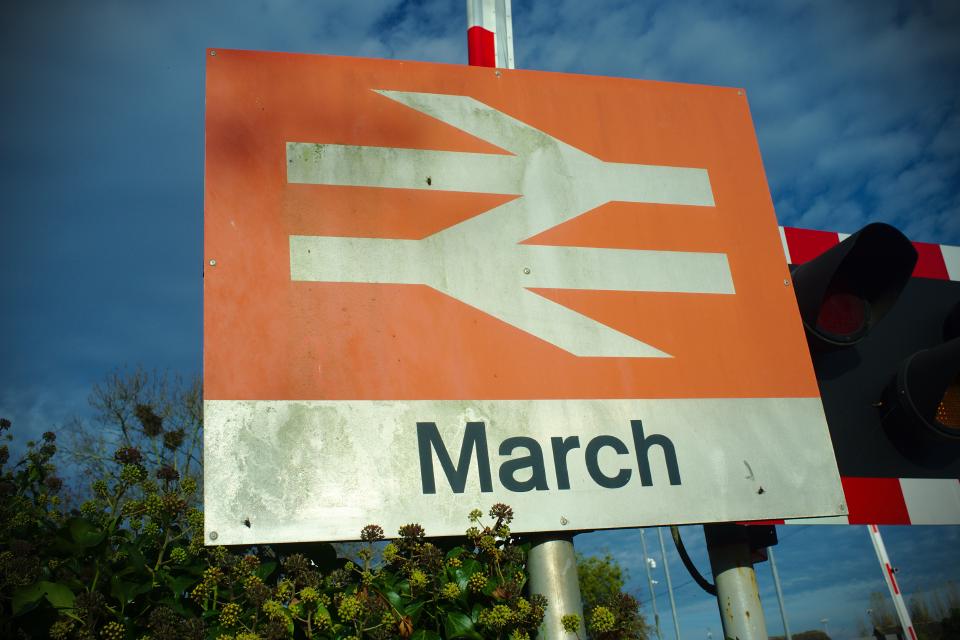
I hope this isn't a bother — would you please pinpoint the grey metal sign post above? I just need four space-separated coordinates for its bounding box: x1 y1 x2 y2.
527 535 586 639
705 524 770 640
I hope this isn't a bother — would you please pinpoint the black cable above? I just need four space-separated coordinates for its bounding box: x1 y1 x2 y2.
670 525 716 596
637 525 813 605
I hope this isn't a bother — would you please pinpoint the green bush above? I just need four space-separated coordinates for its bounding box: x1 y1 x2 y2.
0 416 550 639
1 414 650 639
576 553 648 639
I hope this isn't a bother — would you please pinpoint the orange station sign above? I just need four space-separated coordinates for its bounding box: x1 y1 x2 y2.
203 49 845 544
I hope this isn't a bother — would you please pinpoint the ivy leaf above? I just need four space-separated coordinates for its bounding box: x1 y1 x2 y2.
316 602 331 623
443 611 483 640
67 518 106 548
452 558 481 589
411 631 442 640
110 574 153 605
159 570 197 598
40 581 76 610
12 581 75 616
256 560 278 581
50 518 105 555
119 541 147 572
11 583 46 616
384 590 403 610
404 598 425 623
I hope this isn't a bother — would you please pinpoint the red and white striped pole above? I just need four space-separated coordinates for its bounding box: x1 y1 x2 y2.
467 0 514 68
467 5 580 638
867 524 917 640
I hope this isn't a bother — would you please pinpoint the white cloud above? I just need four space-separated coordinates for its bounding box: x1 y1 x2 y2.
511 0 960 244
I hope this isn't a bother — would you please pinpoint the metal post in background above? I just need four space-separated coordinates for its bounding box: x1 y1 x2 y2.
641 528 663 640
527 535 586 639
657 527 682 640
867 524 917 640
768 546 792 640
705 524 769 640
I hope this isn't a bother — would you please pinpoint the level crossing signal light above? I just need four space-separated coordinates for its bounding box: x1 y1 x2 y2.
882 303 960 464
790 223 960 476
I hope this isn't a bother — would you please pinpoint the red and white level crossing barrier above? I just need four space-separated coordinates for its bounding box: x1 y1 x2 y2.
780 226 960 281
777 226 960 525
868 524 917 640
467 0 514 68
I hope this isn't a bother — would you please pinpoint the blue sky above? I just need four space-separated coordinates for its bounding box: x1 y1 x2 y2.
577 524 960 640
1 1 959 638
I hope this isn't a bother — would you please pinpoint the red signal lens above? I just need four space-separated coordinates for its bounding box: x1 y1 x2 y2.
816 289 868 341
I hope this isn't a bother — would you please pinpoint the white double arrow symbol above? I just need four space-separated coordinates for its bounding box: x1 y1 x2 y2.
287 90 734 358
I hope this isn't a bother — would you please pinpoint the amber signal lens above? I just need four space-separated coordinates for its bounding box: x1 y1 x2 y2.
936 376 960 431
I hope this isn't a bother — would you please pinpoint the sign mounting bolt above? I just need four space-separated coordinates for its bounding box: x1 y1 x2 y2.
209 259 217 267
209 531 218 540
783 278 789 286
523 267 531 275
